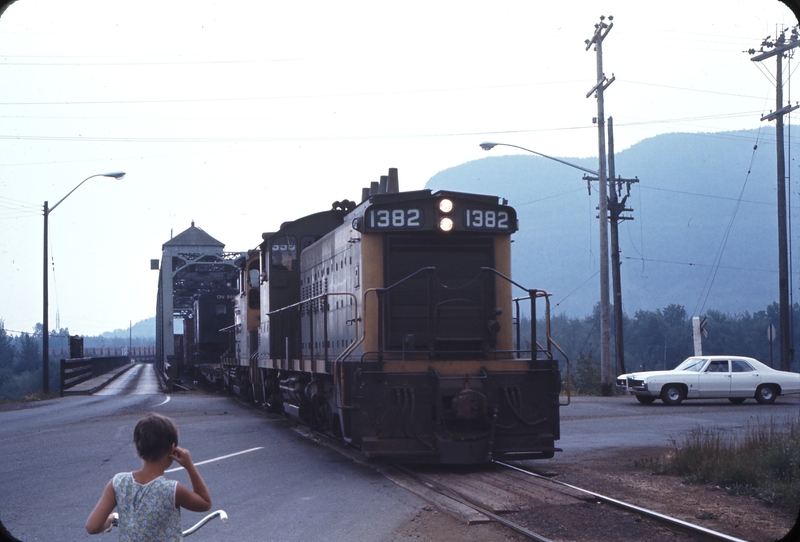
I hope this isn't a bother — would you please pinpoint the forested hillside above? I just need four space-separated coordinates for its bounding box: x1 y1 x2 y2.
427 128 794 320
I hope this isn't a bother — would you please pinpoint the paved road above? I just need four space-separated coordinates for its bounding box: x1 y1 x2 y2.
3 364 799 540
0 367 424 541
555 393 800 460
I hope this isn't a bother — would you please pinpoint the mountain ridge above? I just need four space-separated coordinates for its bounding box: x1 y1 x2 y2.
426 127 795 318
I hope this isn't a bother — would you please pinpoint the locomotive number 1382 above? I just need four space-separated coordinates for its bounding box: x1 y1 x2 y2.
368 208 422 229
464 209 510 229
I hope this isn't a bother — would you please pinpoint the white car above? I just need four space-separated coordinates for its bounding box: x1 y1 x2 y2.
616 355 800 405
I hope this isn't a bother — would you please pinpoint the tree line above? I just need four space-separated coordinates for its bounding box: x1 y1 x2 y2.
3 302 799 400
527 302 800 395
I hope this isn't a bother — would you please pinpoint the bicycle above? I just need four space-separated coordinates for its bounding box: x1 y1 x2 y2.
106 509 228 537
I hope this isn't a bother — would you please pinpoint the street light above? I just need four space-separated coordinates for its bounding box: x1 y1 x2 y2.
480 142 599 176
42 171 126 394
480 140 613 393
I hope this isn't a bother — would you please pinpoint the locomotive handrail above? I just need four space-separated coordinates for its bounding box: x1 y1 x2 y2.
332 267 436 412
483 267 571 406
374 266 437 292
549 340 571 405
335 266 571 411
268 292 358 412
480 266 545 356
266 291 357 322
359 266 437 362
512 292 571 406
478 267 529 292
267 291 359 360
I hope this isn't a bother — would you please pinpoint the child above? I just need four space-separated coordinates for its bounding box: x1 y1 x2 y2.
86 413 212 540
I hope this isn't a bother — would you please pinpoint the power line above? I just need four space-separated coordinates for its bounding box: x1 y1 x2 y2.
692 134 762 317
0 197 41 220
0 80 588 107
625 255 775 274
621 79 769 100
639 186 774 207
0 115 782 145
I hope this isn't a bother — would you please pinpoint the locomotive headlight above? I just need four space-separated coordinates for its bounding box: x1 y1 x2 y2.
439 199 453 213
439 217 454 232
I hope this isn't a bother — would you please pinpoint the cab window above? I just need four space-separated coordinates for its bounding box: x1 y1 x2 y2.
271 236 297 271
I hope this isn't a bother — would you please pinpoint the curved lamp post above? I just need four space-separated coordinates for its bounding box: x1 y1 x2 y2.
480 140 614 394
43 171 126 393
479 142 598 176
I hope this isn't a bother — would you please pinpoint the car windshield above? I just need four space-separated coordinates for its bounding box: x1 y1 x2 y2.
674 357 707 372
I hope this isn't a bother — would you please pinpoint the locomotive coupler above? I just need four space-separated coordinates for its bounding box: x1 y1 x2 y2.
451 376 487 420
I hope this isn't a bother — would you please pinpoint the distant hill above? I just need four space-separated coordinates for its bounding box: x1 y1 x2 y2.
426 128 794 318
99 317 155 339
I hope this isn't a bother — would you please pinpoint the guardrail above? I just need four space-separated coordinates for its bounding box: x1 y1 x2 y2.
60 356 131 395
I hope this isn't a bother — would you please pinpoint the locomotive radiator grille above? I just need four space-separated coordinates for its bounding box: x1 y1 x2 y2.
383 234 496 356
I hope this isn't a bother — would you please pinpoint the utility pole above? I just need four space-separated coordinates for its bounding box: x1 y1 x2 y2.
583 117 638 377
607 117 638 376
585 15 615 395
750 27 799 372
43 201 50 394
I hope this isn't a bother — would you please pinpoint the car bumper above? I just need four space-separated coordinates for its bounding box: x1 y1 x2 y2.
621 377 648 391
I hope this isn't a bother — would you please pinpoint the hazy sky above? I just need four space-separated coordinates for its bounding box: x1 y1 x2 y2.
0 0 796 337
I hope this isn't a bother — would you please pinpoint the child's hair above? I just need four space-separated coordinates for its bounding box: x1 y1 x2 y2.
133 413 178 462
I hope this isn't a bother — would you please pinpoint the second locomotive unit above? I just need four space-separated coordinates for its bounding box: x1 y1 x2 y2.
221 169 566 464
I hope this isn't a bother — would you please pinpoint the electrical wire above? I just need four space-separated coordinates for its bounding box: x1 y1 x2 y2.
692 131 763 317
624 255 774 274
0 197 41 220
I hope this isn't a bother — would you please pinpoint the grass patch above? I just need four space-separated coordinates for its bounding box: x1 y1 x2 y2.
658 417 800 508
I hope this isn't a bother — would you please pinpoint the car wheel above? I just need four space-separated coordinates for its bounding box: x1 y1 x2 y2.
755 385 778 405
635 395 657 405
728 397 746 404
661 384 684 406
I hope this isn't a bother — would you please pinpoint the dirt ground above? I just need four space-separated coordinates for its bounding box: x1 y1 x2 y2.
389 446 800 542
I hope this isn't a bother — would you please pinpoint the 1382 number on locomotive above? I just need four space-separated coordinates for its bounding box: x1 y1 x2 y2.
464 209 510 230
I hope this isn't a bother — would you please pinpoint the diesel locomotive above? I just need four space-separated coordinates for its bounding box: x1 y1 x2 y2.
219 169 568 464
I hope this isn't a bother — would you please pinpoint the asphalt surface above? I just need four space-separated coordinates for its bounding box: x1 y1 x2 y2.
554 392 800 460
3 363 800 541
0 364 425 542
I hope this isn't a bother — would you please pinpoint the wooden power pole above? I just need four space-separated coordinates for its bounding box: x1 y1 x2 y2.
750 27 799 372
607 117 638 376
585 16 615 395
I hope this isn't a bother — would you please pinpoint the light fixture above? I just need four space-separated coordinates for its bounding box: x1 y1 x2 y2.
439 217 454 232
439 199 453 213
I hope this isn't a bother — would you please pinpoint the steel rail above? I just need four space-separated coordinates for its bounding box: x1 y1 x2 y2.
494 460 749 542
389 464 554 542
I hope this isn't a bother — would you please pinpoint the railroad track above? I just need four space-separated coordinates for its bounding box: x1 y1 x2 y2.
384 462 750 542
289 424 752 541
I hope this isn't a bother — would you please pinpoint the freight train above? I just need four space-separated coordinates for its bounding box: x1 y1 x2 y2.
213 169 568 464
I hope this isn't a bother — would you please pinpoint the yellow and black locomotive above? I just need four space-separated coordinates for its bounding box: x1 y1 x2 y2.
222 169 565 464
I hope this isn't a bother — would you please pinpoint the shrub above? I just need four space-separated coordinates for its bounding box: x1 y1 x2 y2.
662 417 800 508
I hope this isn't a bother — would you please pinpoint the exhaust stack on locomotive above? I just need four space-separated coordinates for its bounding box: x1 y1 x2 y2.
219 168 567 464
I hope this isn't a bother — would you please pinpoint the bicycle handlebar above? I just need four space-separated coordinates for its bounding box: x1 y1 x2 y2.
182 510 228 536
107 510 228 537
